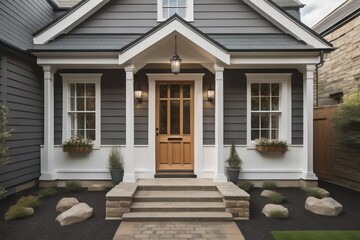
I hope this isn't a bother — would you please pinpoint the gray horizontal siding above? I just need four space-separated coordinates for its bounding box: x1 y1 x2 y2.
203 72 215 145
134 70 149 145
54 75 63 145
0 0 53 50
292 72 303 144
0 54 43 196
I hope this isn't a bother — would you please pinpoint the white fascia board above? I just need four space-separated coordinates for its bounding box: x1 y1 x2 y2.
34 0 110 44
118 20 230 65
243 0 331 49
37 58 118 65
230 56 321 65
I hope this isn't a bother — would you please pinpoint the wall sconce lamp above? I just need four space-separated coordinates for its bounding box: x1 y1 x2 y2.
208 85 215 102
170 35 181 74
134 84 143 103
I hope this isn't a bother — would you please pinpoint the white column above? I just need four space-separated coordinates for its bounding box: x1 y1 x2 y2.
303 65 317 180
124 66 137 182
214 65 227 182
40 66 55 180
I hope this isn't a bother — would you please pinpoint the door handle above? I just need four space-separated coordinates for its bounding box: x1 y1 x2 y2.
156 128 159 136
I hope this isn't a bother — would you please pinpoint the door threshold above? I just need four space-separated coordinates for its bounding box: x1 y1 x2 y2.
155 171 197 178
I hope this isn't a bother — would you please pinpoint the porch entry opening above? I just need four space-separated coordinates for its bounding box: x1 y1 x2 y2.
156 81 194 175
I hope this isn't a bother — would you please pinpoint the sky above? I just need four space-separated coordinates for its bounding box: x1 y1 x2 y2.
300 0 347 27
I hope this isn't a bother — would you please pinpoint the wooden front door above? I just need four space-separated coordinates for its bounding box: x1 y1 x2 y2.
156 82 194 172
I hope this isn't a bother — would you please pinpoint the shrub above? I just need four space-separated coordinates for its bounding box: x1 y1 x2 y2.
271 192 285 204
332 90 360 149
237 181 253 192
108 147 124 170
39 188 58 198
225 144 243 169
65 181 82 193
269 210 288 219
304 187 327 199
262 181 277 190
17 195 41 208
5 204 34 221
0 186 6 200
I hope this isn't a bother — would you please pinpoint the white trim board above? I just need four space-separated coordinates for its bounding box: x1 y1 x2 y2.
147 73 204 176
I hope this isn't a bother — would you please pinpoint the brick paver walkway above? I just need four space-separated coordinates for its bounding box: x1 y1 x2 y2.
113 222 245 240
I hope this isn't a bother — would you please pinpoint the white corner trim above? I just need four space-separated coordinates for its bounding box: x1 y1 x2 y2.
246 73 292 145
34 0 110 44
147 73 204 176
61 73 102 147
243 0 331 49
118 19 230 65
157 0 194 22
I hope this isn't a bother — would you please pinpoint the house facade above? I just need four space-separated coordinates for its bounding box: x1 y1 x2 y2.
313 0 360 106
30 0 332 184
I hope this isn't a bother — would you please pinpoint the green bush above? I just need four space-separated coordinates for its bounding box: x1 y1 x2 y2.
38 188 58 198
332 90 360 149
65 181 82 193
237 181 253 192
262 181 277 190
225 144 243 169
17 195 41 208
304 187 327 199
271 192 285 204
108 147 124 170
0 186 6 199
269 210 288 219
5 204 34 221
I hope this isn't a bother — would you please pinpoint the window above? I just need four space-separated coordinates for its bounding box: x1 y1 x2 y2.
246 74 292 145
158 0 194 21
62 74 102 147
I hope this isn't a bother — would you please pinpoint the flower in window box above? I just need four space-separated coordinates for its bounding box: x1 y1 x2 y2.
62 136 93 154
255 138 288 153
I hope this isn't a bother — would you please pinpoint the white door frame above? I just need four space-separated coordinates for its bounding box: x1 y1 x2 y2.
147 73 204 177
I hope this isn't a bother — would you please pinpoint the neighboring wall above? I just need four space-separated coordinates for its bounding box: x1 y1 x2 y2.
0 52 44 196
316 16 360 106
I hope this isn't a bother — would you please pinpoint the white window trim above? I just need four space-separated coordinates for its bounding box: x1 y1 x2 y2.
61 74 102 148
246 73 292 146
157 0 194 22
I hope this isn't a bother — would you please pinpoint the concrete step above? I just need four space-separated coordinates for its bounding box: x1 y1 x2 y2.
122 212 233 222
133 190 223 202
131 202 226 212
136 178 218 191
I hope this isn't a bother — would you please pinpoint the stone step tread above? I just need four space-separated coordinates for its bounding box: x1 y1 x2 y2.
134 190 222 199
131 202 226 209
136 178 216 187
122 212 233 221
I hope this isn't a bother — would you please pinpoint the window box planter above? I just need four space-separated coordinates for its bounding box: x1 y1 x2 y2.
256 145 288 153
63 146 92 154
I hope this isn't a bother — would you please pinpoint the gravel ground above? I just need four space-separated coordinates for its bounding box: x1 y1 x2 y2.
237 181 360 240
0 181 359 240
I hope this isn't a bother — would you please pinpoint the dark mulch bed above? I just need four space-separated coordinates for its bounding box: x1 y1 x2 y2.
237 181 360 240
0 188 119 240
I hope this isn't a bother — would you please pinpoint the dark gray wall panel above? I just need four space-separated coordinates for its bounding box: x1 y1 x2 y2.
0 0 53 50
134 70 149 145
54 75 63 145
292 72 304 144
203 72 215 145
0 54 43 195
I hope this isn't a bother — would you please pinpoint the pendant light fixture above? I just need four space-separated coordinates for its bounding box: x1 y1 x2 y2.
170 35 181 74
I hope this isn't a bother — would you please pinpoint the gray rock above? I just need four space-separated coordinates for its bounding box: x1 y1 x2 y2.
88 184 106 192
55 203 93 226
261 190 276 198
56 198 79 213
305 197 343 216
262 204 289 218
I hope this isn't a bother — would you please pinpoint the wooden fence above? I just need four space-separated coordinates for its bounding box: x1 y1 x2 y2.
314 106 360 191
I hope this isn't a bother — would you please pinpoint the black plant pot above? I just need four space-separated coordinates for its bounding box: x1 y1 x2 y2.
110 170 124 186
226 167 240 184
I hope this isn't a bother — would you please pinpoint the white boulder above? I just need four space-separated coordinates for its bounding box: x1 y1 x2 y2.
261 190 276 198
305 197 343 216
55 203 93 226
262 204 289 218
56 198 79 213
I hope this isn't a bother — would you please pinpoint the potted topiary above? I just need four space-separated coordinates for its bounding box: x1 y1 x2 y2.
225 144 243 184
108 147 124 186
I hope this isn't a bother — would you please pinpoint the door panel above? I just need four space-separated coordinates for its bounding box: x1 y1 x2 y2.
156 82 194 172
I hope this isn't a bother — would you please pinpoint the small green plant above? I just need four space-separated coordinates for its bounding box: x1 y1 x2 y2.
16 195 41 208
4 204 34 221
225 144 243 169
271 192 285 204
255 138 288 147
304 187 327 199
38 188 58 198
262 181 277 190
65 181 82 193
108 147 124 170
237 181 253 192
269 210 288 219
